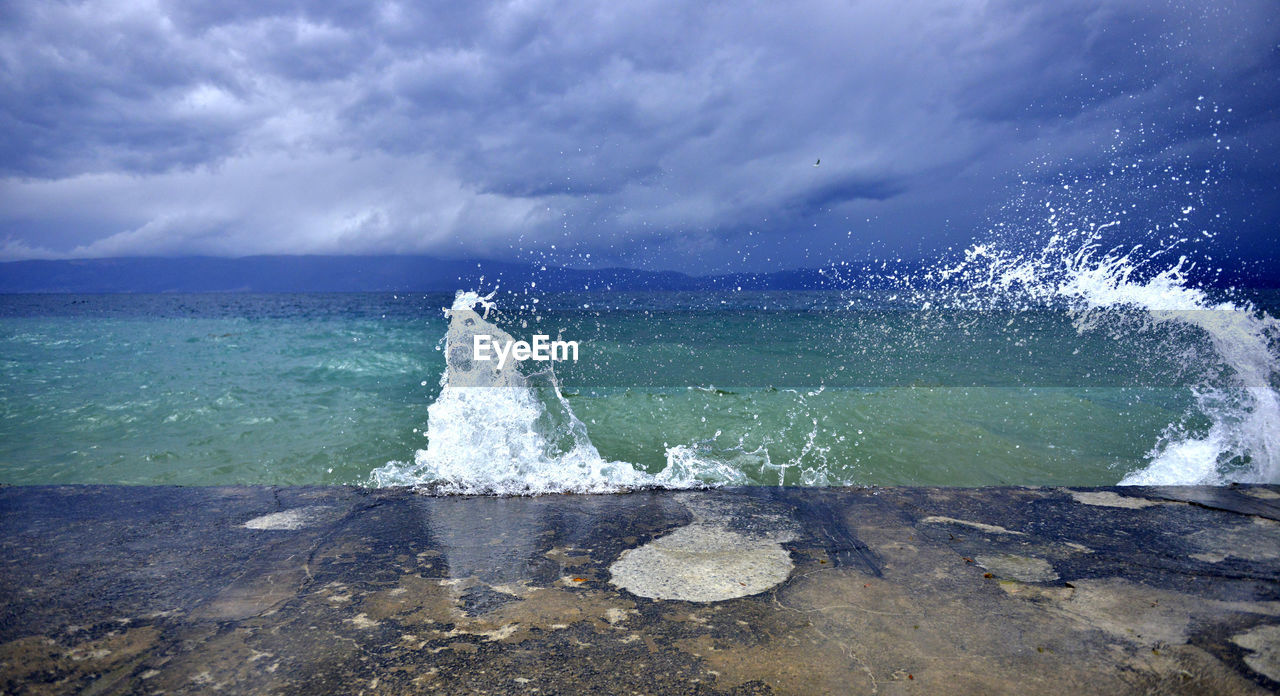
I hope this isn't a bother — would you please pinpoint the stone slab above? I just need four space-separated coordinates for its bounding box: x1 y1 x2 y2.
1 484 1278 694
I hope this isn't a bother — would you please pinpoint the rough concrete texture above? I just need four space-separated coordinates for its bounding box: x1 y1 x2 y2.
1 484 1278 695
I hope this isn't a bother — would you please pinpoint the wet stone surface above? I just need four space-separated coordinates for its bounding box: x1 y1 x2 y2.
1 484 1278 694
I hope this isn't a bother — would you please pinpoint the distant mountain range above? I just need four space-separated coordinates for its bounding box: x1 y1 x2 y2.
0 254 1274 293
0 255 849 293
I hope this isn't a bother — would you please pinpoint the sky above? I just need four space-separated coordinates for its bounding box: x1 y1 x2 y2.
0 0 1277 273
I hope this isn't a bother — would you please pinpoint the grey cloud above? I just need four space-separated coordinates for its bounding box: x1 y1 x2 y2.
161 0 382 35
0 0 1276 269
788 174 905 212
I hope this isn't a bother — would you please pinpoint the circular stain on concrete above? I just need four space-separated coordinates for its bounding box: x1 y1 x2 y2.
609 524 794 602
242 506 330 530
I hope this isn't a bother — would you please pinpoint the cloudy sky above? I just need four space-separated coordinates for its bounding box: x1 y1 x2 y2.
1 0 1277 272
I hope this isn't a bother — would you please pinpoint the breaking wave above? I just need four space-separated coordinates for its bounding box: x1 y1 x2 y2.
929 234 1279 486
369 291 745 493
913 158 1280 485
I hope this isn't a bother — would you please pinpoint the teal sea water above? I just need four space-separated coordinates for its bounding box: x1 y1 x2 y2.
2 285 1277 490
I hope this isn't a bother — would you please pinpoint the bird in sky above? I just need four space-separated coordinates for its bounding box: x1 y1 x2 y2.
814 158 821 167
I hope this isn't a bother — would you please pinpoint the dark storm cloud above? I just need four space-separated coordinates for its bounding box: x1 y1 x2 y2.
0 0 1276 268
789 174 904 212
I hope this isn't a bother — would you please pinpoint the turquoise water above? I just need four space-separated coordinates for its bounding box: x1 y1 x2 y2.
0 294 440 485
3 290 1275 489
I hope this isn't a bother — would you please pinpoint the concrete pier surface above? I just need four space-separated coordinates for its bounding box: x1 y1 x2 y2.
1 485 1278 695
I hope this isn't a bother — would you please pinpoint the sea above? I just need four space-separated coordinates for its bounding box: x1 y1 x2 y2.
2 241 1278 492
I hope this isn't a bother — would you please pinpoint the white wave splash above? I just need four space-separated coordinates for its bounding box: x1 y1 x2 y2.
940 228 1280 486
370 290 740 494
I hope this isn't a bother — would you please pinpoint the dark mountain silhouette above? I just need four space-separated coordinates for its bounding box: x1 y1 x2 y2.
0 254 1274 293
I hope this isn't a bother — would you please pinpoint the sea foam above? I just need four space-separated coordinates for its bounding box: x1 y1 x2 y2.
370 291 728 493
929 210 1279 486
